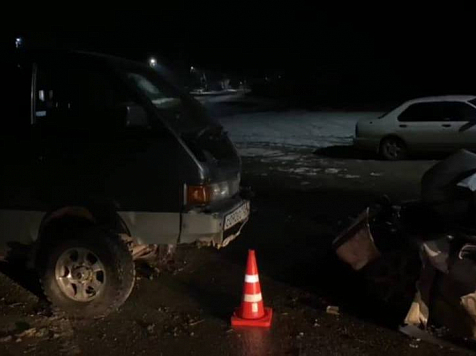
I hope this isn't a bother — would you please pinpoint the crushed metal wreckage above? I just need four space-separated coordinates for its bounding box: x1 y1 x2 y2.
334 150 476 342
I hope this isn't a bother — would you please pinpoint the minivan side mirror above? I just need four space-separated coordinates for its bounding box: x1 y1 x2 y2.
123 104 150 128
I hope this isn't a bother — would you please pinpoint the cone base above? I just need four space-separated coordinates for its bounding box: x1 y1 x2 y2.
231 307 273 328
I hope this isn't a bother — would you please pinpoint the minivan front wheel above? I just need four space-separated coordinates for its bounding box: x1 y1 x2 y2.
380 137 407 160
38 228 135 318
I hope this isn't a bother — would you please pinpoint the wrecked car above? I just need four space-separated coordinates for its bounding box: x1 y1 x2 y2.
334 149 476 341
0 50 249 317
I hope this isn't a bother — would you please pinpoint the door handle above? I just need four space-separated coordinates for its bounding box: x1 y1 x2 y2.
399 124 407 128
442 124 451 128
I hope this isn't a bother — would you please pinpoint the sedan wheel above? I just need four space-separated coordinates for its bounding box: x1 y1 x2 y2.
381 137 407 160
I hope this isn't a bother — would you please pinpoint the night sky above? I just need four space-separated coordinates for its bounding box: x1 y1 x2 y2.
5 6 476 104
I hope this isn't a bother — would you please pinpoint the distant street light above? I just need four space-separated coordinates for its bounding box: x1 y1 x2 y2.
15 37 23 49
149 57 157 67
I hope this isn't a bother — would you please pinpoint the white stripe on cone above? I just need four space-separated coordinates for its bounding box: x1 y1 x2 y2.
243 293 262 303
252 303 258 313
245 274 259 283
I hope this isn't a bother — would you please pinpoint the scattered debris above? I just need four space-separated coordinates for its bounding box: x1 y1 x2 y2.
370 172 383 177
36 328 48 338
326 306 340 316
188 319 204 327
334 208 381 271
146 324 155 334
157 306 170 313
0 335 13 343
334 151 476 346
343 174 360 179
324 168 341 174
408 336 421 349
0 326 51 344
399 325 455 349
17 328 37 338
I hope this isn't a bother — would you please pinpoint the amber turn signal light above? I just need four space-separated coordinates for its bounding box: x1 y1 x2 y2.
187 185 211 205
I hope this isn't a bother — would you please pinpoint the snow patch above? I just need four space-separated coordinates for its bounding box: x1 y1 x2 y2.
325 168 341 174
291 167 321 175
272 166 321 177
238 147 283 157
273 155 302 161
220 111 383 148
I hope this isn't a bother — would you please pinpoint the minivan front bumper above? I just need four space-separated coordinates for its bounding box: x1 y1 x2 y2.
179 197 250 248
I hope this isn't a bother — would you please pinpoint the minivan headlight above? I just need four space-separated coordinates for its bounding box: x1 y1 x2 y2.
209 181 230 201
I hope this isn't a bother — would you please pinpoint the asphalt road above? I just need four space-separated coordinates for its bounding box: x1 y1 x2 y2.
2 141 475 355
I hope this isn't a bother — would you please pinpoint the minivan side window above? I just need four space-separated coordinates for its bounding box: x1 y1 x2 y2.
398 102 476 122
126 72 185 126
34 60 138 131
4 61 31 130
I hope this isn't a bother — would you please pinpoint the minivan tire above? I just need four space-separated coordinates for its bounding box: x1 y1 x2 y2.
37 227 135 318
380 136 407 160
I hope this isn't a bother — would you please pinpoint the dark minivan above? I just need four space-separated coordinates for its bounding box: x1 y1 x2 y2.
0 50 249 317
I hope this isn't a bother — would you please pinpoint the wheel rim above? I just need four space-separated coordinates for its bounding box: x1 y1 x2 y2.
55 248 106 302
383 139 403 159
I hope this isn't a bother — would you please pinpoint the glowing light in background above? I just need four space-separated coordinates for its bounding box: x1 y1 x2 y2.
149 57 157 67
15 37 23 49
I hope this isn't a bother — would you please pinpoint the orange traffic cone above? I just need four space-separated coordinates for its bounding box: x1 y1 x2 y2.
231 250 273 327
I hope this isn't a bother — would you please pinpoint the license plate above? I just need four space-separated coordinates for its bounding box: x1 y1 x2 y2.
224 202 250 230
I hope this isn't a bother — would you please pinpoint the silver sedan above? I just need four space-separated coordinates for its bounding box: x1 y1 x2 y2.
354 95 476 160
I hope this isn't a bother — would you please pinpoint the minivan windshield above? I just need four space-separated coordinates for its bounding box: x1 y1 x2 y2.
118 61 219 135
